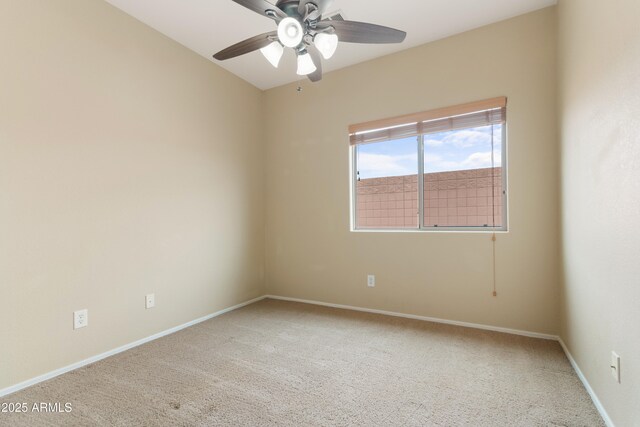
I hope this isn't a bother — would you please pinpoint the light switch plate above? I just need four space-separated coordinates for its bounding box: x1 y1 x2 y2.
367 275 375 287
611 351 620 383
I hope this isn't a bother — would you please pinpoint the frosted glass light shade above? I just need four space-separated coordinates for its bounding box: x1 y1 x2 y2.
314 33 338 59
260 42 284 68
277 17 304 48
296 52 317 76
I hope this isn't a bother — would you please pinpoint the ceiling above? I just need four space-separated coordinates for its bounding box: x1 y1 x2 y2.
105 0 557 90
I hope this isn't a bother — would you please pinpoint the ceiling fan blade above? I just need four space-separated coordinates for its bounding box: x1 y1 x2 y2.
316 20 406 44
232 0 287 20
298 0 334 18
213 31 277 61
307 46 323 82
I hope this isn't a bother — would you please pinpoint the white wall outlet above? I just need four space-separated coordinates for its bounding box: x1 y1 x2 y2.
73 309 88 330
611 351 620 383
367 275 375 288
145 293 155 309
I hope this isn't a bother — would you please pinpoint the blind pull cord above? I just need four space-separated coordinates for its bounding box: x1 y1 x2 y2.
492 233 497 297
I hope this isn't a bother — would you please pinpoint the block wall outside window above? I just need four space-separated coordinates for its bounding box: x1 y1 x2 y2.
356 167 502 229
424 167 503 228
356 175 418 229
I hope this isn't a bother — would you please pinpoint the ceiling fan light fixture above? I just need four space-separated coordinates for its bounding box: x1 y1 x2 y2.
314 33 339 59
296 51 317 76
260 41 284 68
277 17 304 48
213 1 407 84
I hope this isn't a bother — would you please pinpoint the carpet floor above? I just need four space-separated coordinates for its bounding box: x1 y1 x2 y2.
1 299 604 426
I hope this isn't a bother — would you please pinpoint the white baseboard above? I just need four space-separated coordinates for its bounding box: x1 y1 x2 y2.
558 337 615 427
0 293 614 427
0 295 267 398
265 295 614 425
265 294 558 340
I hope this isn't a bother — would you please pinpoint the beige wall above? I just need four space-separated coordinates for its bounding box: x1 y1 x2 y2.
8 5 636 424
558 0 640 425
0 0 265 390
264 8 560 335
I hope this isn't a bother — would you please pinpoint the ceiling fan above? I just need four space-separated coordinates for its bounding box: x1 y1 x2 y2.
213 0 407 82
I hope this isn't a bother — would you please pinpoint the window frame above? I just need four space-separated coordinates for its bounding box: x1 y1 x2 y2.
350 123 508 233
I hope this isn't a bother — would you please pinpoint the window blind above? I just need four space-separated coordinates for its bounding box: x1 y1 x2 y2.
349 97 507 145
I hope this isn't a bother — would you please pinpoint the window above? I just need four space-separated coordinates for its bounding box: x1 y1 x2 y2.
355 137 419 229
351 98 507 231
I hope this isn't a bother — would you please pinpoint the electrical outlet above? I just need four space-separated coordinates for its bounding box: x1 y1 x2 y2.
145 294 155 309
611 351 620 383
367 275 375 288
73 309 88 330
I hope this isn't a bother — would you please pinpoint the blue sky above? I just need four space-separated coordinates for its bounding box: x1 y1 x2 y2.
357 124 502 179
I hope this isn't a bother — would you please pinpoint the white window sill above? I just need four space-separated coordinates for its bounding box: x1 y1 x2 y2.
350 228 509 234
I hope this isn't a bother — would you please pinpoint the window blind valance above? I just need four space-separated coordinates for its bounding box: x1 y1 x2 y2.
349 97 507 146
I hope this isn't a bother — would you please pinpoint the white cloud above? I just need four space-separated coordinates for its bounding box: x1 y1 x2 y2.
358 153 417 178
359 125 504 177
425 151 502 173
441 130 492 148
424 138 443 147
461 152 494 168
424 153 458 171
